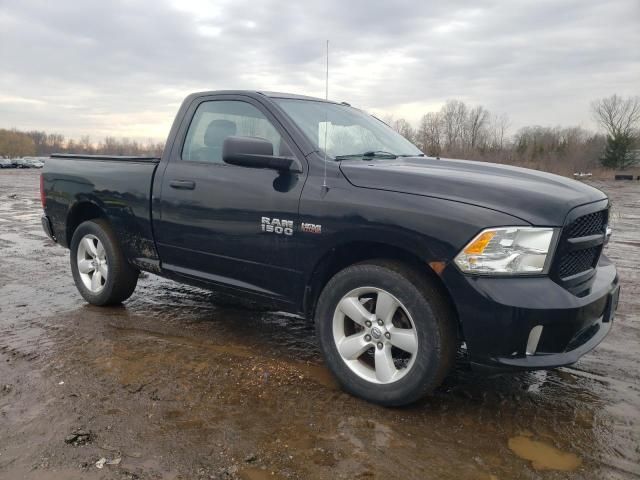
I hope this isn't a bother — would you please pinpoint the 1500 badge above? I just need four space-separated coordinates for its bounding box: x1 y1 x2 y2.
261 217 321 236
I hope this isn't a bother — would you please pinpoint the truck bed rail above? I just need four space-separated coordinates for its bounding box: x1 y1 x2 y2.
50 153 160 163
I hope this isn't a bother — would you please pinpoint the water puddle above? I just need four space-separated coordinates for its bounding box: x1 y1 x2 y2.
508 435 582 471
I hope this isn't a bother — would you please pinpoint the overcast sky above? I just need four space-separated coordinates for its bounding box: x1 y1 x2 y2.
1 0 638 141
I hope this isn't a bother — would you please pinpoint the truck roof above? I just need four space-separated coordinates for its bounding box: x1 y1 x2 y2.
189 90 345 105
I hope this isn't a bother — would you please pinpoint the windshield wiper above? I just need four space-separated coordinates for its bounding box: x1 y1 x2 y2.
335 151 398 160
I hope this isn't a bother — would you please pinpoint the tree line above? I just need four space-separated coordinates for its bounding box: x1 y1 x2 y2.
1 94 637 173
384 94 639 173
0 130 164 159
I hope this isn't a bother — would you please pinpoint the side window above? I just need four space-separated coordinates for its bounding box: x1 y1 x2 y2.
182 100 287 163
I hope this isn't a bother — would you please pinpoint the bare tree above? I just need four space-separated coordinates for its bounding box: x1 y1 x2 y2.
25 130 47 153
591 95 640 168
466 105 490 150
416 112 442 156
489 113 510 150
440 100 467 153
47 133 66 153
79 135 95 154
392 118 415 143
591 95 640 138
66 138 76 153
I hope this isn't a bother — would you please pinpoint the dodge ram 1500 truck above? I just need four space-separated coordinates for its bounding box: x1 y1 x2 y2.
41 91 620 406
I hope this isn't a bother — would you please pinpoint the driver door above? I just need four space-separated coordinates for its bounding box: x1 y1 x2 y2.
154 95 306 302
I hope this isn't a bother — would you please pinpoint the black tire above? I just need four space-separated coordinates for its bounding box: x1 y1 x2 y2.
315 259 456 406
70 219 139 306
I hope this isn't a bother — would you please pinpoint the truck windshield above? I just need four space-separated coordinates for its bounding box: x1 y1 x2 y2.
274 98 423 159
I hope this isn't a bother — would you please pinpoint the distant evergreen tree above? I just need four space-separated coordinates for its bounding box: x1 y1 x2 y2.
600 134 637 169
592 94 640 170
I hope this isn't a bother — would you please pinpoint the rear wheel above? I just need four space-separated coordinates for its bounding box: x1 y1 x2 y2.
70 219 138 305
315 260 456 406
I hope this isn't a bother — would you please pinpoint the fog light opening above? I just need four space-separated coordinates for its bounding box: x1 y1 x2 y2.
526 325 544 356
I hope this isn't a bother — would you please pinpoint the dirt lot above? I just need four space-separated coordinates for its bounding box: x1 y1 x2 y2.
0 169 638 480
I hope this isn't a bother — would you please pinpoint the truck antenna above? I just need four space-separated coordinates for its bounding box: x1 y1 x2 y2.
322 39 329 192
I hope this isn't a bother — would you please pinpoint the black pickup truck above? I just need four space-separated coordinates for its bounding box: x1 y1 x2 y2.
41 91 620 405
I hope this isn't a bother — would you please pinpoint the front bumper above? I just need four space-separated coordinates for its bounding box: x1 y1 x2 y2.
442 255 619 370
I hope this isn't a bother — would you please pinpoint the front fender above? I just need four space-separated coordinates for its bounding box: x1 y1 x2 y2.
298 175 531 313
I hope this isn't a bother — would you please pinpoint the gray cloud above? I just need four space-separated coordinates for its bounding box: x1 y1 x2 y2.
1 0 638 140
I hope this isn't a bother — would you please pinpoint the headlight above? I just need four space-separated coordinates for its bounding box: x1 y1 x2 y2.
454 227 556 275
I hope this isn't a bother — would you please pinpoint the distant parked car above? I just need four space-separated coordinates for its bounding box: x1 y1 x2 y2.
25 158 45 168
14 158 29 168
0 159 15 169
13 158 44 168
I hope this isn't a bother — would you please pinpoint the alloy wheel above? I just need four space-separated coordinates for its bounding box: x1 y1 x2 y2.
76 234 108 293
332 287 418 384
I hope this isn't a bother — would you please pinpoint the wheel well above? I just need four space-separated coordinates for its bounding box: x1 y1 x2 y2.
304 242 460 333
66 202 106 246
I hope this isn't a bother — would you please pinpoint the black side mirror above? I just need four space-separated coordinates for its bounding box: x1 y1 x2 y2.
222 136 300 172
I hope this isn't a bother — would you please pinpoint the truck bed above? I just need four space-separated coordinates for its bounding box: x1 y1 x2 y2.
43 154 161 270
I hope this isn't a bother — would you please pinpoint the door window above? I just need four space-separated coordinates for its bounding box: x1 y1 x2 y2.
182 100 287 163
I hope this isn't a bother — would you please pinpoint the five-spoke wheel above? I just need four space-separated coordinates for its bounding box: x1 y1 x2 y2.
316 260 456 406
77 234 108 293
70 219 138 305
333 287 418 384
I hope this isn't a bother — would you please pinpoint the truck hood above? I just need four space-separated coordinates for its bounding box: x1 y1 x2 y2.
339 157 607 226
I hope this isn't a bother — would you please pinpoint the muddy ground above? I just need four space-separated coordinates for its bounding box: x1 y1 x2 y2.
0 169 638 480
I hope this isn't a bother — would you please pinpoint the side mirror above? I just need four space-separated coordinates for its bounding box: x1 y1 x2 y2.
222 136 300 172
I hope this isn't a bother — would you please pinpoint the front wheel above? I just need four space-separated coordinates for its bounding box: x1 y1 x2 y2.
70 219 139 306
315 260 456 406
